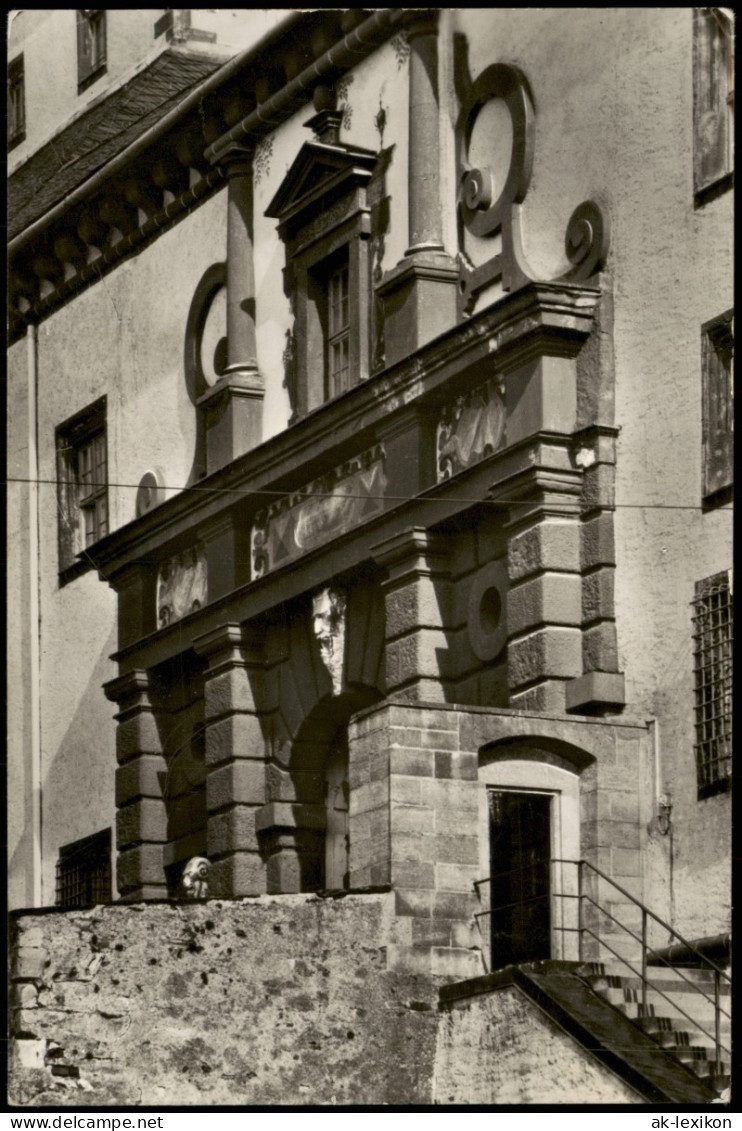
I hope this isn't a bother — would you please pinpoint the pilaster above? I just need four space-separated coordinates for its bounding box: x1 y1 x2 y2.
193 624 269 896
104 670 168 901
372 527 451 703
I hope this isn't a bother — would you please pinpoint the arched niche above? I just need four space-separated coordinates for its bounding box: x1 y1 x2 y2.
260 685 382 893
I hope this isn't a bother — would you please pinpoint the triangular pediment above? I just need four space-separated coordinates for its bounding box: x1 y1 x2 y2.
265 139 377 228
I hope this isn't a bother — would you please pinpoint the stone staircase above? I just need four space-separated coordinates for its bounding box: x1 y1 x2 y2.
579 961 731 1097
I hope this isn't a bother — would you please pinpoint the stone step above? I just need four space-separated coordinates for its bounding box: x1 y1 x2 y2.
587 984 730 1057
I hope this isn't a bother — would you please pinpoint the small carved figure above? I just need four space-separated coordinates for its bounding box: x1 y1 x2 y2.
180 856 210 899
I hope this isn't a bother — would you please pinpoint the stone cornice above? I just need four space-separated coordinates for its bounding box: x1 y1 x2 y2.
85 281 600 581
8 9 402 343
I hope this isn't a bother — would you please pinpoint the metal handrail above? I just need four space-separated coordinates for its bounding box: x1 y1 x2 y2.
473 859 731 1075
551 859 731 1072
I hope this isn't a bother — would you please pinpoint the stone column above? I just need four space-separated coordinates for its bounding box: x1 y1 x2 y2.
193 624 268 897
198 145 264 474
377 11 458 364
105 670 168 901
406 10 444 256
372 527 450 704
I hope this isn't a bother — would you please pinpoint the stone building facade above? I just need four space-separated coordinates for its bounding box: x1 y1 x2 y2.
8 5 732 1011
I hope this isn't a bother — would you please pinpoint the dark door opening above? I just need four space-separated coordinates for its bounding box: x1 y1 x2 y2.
488 790 551 969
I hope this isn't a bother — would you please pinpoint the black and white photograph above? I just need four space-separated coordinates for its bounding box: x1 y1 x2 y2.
6 7 732 1111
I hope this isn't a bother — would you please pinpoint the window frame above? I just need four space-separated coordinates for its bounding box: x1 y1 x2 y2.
701 308 733 509
693 7 734 208
8 54 25 149
77 9 107 93
56 396 109 582
292 214 371 417
56 828 112 908
692 570 733 799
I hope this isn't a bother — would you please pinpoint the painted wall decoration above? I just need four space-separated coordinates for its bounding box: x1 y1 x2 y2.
437 374 506 480
252 444 387 578
157 544 208 627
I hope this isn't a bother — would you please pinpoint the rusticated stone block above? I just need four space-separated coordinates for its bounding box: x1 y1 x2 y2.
384 580 448 639
581 512 616 569
208 807 259 857
565 671 626 713
115 754 167 805
508 572 582 634
204 668 261 719
115 711 162 763
207 759 266 812
508 520 580 583
117 843 166 893
509 680 568 712
205 713 268 767
583 622 619 671
581 462 615 511
167 790 206 841
582 569 615 624
385 629 451 686
208 851 266 897
116 799 168 848
509 627 582 686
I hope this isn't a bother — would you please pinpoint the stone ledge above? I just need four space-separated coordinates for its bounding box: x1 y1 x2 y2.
565 671 626 714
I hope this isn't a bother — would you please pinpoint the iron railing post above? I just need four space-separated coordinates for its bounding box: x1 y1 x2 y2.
641 907 648 1013
577 861 584 962
714 968 721 1072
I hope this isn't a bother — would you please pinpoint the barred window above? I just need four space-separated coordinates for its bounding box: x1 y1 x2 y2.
56 829 112 908
693 570 733 797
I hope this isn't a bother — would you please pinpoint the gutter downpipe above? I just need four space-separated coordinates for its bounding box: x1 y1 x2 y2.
8 12 306 257
28 324 43 906
204 9 403 165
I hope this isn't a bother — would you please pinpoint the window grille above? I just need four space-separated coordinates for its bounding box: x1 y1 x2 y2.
56 829 112 908
8 55 25 148
327 261 351 397
693 570 733 797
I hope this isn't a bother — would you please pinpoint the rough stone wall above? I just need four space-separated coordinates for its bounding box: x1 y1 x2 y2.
9 894 443 1108
434 987 643 1105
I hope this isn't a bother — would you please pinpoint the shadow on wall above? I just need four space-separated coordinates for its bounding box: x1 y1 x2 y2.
40 625 118 902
